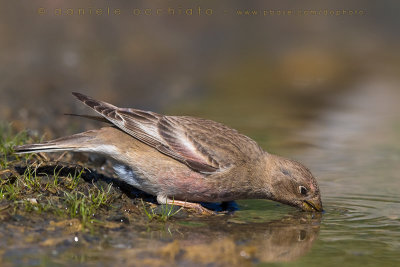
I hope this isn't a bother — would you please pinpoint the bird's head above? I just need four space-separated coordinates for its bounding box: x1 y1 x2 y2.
265 154 323 212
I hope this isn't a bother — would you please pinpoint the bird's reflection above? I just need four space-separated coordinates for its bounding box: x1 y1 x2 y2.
112 212 322 266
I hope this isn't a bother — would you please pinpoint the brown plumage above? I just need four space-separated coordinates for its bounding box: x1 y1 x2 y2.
14 92 323 213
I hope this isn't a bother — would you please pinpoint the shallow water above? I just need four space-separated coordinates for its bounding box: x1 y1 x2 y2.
286 78 400 267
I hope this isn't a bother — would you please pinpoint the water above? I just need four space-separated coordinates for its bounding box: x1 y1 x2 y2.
269 77 400 266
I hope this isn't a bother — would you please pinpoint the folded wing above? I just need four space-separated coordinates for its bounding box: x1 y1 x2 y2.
72 92 264 174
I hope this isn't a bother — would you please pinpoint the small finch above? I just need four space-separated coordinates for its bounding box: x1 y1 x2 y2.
14 92 323 214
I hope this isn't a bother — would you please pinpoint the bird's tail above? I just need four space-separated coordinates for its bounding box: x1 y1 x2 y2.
14 131 97 154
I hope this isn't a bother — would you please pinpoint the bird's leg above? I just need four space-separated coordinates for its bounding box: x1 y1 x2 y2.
156 195 215 215
55 151 68 162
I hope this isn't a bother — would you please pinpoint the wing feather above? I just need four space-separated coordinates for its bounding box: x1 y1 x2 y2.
72 92 263 174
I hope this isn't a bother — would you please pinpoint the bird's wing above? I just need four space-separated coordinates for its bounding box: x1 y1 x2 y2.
72 92 264 173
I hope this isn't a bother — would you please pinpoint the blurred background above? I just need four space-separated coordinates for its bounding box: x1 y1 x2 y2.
1 0 398 146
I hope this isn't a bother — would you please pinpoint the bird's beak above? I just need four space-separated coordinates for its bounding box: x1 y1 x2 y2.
302 197 323 212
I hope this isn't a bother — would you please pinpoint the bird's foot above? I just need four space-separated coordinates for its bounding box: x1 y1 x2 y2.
181 201 215 215
156 195 215 216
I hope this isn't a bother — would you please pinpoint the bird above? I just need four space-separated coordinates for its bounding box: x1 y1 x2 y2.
14 92 323 214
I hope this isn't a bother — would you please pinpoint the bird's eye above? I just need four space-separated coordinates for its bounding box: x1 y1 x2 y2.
299 186 308 195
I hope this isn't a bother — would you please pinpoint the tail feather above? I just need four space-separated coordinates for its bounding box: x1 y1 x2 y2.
14 132 96 154
14 143 71 154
